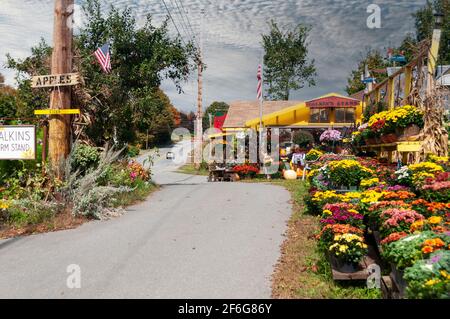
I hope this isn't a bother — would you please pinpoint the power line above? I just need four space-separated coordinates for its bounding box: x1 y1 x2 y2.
160 0 187 46
176 0 200 49
170 0 195 45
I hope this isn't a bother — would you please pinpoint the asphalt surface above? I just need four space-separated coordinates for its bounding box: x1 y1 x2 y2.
0 142 292 299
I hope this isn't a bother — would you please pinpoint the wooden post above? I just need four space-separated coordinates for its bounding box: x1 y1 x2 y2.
404 66 413 101
48 0 74 177
42 122 49 166
427 28 442 95
387 78 395 110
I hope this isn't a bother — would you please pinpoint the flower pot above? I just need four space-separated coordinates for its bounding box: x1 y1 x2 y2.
391 264 407 295
331 256 360 273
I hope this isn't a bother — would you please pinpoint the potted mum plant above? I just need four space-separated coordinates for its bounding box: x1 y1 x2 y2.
325 160 374 190
328 233 368 273
320 129 341 152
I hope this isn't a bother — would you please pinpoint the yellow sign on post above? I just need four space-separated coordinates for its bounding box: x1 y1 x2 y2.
34 109 80 115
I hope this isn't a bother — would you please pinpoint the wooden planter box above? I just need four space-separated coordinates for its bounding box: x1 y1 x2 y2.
390 264 407 298
326 246 380 281
372 230 383 254
381 133 398 144
396 124 421 141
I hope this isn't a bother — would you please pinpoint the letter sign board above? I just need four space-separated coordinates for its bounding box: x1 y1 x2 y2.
31 73 80 88
0 125 36 160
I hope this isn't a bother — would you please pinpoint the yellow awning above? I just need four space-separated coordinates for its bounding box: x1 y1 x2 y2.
245 92 363 128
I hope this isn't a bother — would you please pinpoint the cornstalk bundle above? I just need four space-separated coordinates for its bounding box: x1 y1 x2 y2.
403 40 449 160
419 87 449 159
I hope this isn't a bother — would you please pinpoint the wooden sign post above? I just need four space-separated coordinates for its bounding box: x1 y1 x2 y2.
48 0 74 177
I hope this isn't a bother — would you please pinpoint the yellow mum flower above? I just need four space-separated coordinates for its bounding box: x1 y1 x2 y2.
339 245 349 253
428 216 443 225
425 279 440 286
323 209 333 216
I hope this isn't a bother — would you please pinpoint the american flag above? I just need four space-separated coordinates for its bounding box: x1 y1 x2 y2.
257 64 263 100
94 43 111 73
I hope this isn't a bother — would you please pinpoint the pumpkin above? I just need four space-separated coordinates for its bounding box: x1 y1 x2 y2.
284 170 298 180
297 168 303 177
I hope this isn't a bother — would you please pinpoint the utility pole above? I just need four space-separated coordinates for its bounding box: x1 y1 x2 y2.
49 0 74 177
194 9 205 168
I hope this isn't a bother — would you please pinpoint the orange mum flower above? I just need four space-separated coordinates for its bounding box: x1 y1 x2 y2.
422 246 434 254
424 239 436 246
434 238 445 248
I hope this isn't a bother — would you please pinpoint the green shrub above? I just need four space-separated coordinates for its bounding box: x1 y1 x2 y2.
293 130 314 148
71 143 100 174
2 199 60 227
127 145 141 158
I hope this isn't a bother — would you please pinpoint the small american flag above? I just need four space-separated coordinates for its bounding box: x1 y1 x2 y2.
257 64 263 100
94 43 111 73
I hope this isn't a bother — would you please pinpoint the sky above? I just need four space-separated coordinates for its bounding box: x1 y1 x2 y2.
0 0 428 113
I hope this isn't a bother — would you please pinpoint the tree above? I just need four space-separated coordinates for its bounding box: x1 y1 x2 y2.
202 101 229 129
345 50 389 96
6 0 198 147
179 111 195 133
414 0 450 64
6 39 52 118
262 20 316 100
0 83 18 119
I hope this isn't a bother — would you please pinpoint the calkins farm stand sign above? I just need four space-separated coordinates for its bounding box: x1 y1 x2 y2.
0 126 36 160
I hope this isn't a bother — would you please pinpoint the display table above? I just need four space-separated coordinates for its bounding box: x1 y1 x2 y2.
359 141 422 164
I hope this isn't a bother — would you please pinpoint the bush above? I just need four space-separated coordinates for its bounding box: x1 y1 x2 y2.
127 145 141 158
2 199 61 227
71 143 100 174
293 130 314 148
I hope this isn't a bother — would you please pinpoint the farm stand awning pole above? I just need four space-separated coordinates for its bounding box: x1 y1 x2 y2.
48 0 74 177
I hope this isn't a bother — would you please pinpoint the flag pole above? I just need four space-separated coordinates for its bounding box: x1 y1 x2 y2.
259 60 264 164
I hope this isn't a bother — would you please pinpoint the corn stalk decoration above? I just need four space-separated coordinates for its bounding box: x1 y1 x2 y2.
419 86 449 158
403 39 449 160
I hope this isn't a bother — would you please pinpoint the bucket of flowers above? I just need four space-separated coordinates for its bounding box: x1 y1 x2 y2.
324 159 374 189
420 172 450 203
233 164 260 179
305 149 324 162
316 223 364 252
379 208 425 238
320 129 341 152
328 233 368 273
320 203 365 229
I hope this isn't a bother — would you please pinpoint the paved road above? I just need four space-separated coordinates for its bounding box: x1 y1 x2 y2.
0 142 292 299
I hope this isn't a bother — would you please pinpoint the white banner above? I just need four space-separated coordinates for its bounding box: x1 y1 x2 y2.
0 125 36 160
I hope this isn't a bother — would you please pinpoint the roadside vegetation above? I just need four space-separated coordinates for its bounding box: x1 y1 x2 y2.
0 144 157 239
265 180 381 299
177 163 209 176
